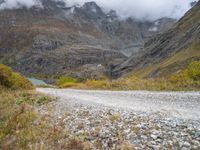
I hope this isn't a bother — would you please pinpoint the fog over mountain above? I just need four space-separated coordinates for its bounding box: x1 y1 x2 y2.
0 0 198 21
0 0 39 9
67 0 198 21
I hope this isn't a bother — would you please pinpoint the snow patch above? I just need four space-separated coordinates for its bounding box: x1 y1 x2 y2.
149 27 158 32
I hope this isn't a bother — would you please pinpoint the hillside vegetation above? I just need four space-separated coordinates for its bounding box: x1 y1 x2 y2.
57 76 79 88
0 64 34 90
58 61 200 91
134 40 200 78
0 64 91 149
0 89 88 150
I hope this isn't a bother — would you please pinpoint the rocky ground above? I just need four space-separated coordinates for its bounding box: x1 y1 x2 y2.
38 88 200 149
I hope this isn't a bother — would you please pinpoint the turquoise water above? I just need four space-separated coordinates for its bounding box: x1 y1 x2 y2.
28 78 47 86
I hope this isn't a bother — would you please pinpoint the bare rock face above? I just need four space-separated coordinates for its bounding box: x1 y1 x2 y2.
76 2 105 20
0 0 175 79
113 1 200 78
32 35 64 51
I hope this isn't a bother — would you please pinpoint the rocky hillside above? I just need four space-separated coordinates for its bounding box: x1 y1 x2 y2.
0 0 175 79
113 1 200 78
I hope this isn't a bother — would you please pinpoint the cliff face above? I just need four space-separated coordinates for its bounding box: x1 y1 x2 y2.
0 0 175 79
113 1 200 78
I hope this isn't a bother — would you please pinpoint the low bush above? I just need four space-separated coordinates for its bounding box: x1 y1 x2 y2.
0 64 12 87
15 93 52 106
187 61 200 80
85 79 112 89
57 76 79 88
0 64 34 90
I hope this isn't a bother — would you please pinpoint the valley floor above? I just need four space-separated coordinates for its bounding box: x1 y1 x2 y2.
37 88 200 149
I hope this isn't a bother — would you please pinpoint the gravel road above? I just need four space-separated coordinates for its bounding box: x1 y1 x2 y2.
37 88 200 120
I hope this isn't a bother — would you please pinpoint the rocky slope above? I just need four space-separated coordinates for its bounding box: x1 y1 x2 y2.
0 0 175 79
113 1 200 78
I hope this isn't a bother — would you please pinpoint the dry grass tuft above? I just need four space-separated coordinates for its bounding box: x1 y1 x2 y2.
0 88 92 149
72 61 200 91
0 89 52 149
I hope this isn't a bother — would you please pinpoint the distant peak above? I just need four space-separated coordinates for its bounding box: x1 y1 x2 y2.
83 1 98 7
190 1 198 7
82 1 100 11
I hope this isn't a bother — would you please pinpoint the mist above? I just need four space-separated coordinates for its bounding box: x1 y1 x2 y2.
0 0 44 9
0 0 36 9
66 0 197 21
0 0 198 21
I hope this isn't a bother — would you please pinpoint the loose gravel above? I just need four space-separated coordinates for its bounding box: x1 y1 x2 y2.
37 88 200 149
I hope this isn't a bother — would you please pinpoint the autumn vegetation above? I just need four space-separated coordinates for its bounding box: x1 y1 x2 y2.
58 61 200 91
0 64 87 149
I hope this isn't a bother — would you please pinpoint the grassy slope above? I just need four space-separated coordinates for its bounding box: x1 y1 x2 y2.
133 40 200 78
0 64 90 149
59 61 200 91
128 1 200 79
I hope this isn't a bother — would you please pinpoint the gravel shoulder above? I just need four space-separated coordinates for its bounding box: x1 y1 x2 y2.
37 88 200 120
37 88 200 149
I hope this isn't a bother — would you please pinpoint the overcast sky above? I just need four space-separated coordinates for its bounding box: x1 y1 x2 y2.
0 0 198 21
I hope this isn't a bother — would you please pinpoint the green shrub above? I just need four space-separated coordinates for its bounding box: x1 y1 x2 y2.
187 61 200 80
0 64 34 90
0 64 13 87
36 96 50 105
16 96 34 105
15 92 52 106
57 76 79 88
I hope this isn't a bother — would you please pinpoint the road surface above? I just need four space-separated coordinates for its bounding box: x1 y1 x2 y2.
37 88 200 120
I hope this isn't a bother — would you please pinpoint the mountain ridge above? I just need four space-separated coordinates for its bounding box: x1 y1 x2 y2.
113 1 200 78
0 0 176 79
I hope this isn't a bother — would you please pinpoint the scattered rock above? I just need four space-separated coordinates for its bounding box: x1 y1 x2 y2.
183 141 191 148
41 91 200 149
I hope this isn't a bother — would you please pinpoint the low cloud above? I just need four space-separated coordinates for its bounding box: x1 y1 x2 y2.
0 0 198 21
0 0 42 9
66 0 197 21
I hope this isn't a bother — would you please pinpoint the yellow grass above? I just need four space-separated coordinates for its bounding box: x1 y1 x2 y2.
69 61 200 91
0 88 91 149
133 40 200 78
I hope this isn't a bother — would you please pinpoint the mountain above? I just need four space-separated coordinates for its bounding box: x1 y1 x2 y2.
0 0 175 79
113 1 200 78
191 1 198 7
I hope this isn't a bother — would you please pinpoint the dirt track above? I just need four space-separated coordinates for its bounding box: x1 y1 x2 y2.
37 88 200 120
